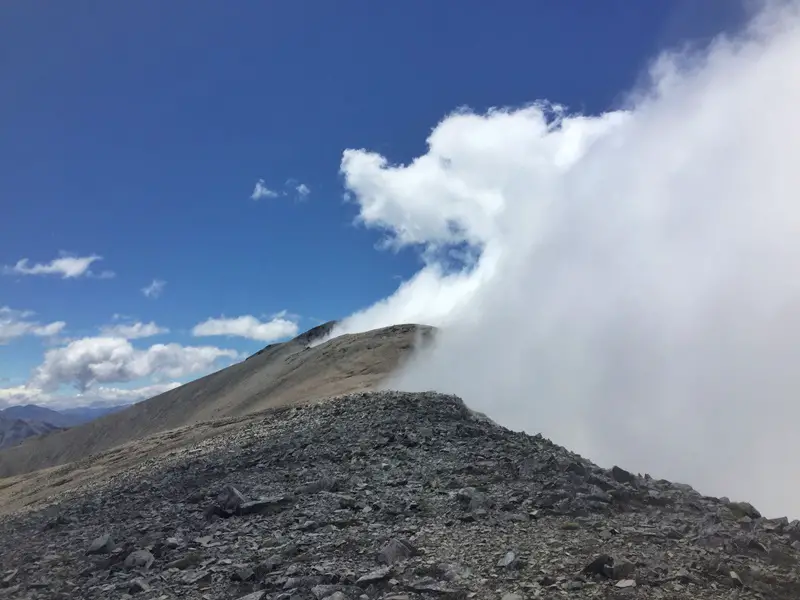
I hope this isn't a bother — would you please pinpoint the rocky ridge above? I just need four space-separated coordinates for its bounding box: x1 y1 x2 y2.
0 391 798 599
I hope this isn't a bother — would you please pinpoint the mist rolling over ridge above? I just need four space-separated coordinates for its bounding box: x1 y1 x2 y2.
329 2 800 518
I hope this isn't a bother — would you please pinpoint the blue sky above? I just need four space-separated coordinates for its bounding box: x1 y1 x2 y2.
1 1 749 407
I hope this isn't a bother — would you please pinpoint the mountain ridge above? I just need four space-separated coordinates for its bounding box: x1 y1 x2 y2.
0 323 433 479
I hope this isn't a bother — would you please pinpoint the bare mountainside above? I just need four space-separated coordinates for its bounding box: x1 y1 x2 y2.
0 323 433 479
0 391 797 600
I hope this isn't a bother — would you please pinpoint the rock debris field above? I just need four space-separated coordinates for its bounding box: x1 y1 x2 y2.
0 391 798 599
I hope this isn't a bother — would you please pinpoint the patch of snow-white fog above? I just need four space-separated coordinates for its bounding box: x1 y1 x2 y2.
334 2 800 518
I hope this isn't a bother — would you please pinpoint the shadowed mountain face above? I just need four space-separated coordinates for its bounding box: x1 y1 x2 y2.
0 417 64 450
0 404 124 429
0 323 434 479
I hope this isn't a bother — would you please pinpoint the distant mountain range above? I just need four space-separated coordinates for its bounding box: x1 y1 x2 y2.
0 404 125 449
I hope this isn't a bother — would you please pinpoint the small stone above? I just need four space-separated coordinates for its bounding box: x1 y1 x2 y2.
165 537 181 549
297 476 338 495
584 554 614 577
124 549 155 570
239 495 293 515
129 578 150 594
611 558 635 580
236 593 266 600
86 533 115 555
748 538 768 552
615 579 636 588
357 566 392 584
730 570 744 587
439 563 472 582
311 585 340 599
567 461 587 476
218 484 247 512
496 551 520 570
255 554 282 578
165 552 202 570
727 501 761 519
183 569 212 585
564 580 583 590
409 578 463 595
768 547 796 566
611 466 635 484
378 538 418 564
501 594 523 600
232 566 255 581
456 487 488 511
1 570 17 586
539 575 557 586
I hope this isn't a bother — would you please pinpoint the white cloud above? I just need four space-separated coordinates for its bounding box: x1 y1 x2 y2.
30 337 240 392
82 382 182 404
141 279 166 299
335 3 800 518
32 321 66 337
0 381 183 409
192 314 299 342
251 178 279 200
0 307 66 344
0 385 44 405
100 321 168 339
3 254 110 279
296 183 311 199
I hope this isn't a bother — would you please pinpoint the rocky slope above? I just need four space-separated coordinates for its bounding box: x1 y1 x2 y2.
0 323 433 479
0 391 796 600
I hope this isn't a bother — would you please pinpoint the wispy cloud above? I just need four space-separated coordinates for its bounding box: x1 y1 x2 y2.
142 279 166 299
0 306 65 345
3 253 112 279
251 178 311 201
251 179 279 200
100 321 169 339
296 183 311 200
192 313 299 342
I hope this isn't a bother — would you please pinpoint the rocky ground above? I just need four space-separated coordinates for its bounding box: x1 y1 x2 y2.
0 391 798 600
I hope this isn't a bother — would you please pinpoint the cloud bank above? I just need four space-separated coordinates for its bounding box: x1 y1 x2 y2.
335 3 800 517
